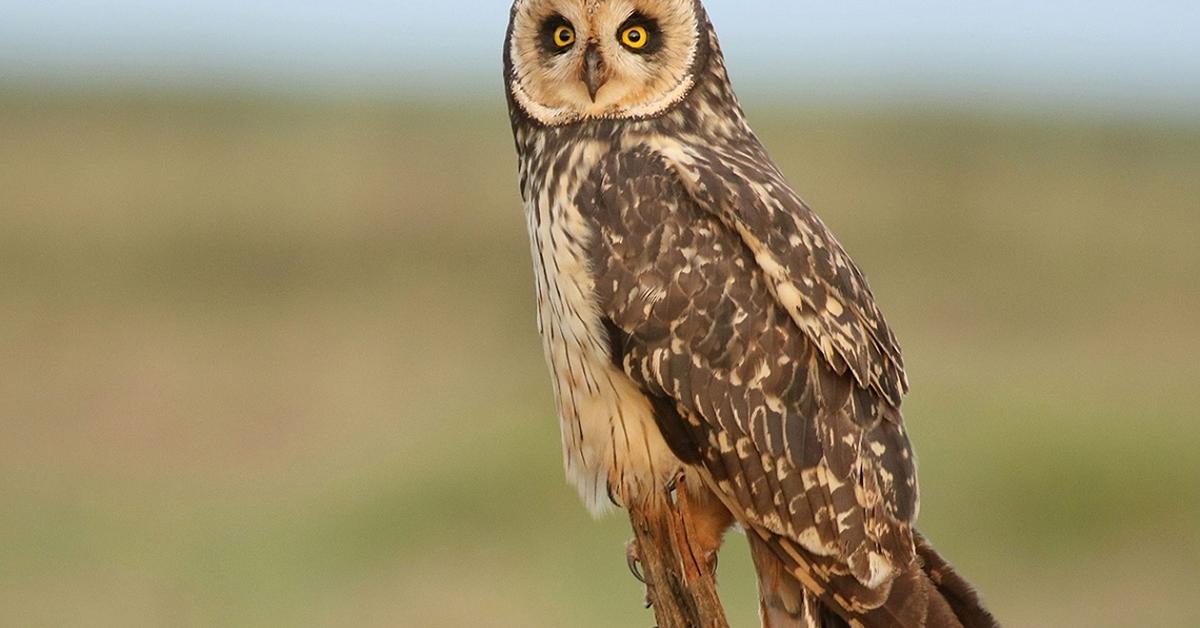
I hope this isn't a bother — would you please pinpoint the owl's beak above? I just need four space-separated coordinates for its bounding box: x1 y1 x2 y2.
582 44 608 102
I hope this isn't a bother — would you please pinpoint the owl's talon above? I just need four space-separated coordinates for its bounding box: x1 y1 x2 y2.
627 539 654 608
626 539 645 583
607 482 623 508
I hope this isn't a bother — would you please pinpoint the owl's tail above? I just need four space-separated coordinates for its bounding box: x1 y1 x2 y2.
748 530 997 628
749 533 846 628
910 531 998 627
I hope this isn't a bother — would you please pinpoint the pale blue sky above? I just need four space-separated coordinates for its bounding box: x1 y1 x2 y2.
2 1 1198 112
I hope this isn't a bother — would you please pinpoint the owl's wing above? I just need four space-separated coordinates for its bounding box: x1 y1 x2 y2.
646 137 908 407
583 145 921 617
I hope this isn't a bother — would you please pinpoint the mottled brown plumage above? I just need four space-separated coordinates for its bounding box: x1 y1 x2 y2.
503 1 995 626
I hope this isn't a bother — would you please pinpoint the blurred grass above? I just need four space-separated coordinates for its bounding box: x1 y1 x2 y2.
1 86 1198 627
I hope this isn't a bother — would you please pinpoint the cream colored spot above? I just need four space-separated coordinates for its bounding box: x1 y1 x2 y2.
796 527 836 557
863 553 895 589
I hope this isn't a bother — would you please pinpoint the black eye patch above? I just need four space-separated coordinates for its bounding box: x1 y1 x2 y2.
617 12 663 55
539 15 575 55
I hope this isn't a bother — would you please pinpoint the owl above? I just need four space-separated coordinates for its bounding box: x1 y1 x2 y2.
503 1 996 626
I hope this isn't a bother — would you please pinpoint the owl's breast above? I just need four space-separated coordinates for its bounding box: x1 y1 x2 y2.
519 140 680 514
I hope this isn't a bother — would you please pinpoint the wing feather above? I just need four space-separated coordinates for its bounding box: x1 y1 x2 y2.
643 135 908 406
584 145 919 613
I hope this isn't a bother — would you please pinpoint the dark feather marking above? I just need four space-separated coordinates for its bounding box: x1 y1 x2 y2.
601 316 628 370
648 395 704 466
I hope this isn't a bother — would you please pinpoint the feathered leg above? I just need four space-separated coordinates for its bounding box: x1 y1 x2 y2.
674 474 736 576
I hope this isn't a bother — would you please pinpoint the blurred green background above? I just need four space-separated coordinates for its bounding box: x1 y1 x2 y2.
3 3 1200 627
3 88 1198 628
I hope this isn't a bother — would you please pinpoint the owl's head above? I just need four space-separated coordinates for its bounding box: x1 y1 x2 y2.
505 0 707 126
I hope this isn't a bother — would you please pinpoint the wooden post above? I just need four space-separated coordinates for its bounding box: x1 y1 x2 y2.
627 486 729 628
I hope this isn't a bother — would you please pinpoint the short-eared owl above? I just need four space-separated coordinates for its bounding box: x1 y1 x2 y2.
503 1 996 626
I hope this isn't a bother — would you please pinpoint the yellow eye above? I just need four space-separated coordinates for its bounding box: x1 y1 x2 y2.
553 25 575 48
621 25 649 49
